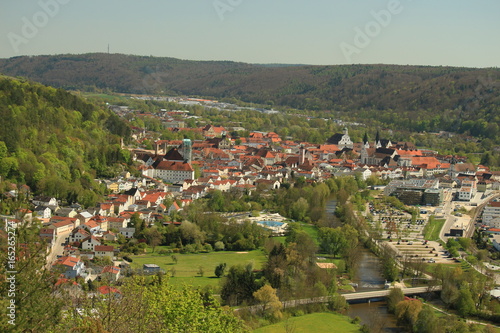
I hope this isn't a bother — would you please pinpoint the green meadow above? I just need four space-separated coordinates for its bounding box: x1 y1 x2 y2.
129 249 267 288
253 313 360 333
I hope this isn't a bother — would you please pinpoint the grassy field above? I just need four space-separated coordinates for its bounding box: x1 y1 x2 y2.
301 223 319 245
423 218 446 241
129 250 267 288
253 313 360 333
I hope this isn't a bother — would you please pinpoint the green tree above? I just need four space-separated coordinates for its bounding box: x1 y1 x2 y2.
0 225 65 332
53 276 247 332
387 287 405 314
395 299 423 330
415 305 439 333
215 263 227 278
129 213 144 236
318 227 345 257
253 284 283 319
456 284 475 317
221 263 259 306
290 197 309 221
214 241 225 251
179 221 206 245
143 227 163 253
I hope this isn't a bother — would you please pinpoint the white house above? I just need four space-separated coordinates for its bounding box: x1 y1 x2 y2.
34 206 52 219
94 245 115 259
81 236 101 251
483 201 500 225
69 228 91 244
119 227 135 239
53 256 86 279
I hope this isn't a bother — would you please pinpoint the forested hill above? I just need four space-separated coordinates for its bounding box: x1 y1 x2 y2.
1 53 499 137
1 54 499 113
0 75 131 209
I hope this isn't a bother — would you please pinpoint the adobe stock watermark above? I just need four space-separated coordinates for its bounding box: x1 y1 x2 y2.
141 65 170 93
465 75 499 112
5 220 17 326
7 0 73 54
213 0 243 21
340 0 408 62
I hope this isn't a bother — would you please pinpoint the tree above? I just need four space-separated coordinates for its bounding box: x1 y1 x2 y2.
415 305 438 333
289 230 317 263
179 221 206 245
0 225 65 333
456 284 475 317
382 255 399 282
457 237 472 252
221 263 259 306
395 299 423 330
53 276 247 332
290 197 309 221
215 263 227 278
252 284 283 319
328 295 348 312
386 287 405 314
143 227 163 253
318 227 345 257
129 213 144 236
214 241 225 251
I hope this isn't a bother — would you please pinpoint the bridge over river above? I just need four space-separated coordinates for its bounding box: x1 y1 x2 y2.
281 286 442 309
237 286 442 313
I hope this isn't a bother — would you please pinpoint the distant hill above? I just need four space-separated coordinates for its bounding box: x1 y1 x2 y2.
0 75 131 208
0 53 499 136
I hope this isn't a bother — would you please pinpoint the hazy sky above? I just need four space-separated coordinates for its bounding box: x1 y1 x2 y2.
1 0 499 67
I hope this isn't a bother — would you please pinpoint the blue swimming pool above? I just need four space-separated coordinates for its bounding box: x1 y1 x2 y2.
257 221 285 228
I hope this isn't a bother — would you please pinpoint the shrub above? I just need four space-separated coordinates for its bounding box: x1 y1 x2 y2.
214 241 225 251
203 243 213 253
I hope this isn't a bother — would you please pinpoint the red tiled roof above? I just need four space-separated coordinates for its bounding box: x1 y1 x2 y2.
101 266 120 274
54 256 80 268
51 220 74 228
156 161 194 171
55 277 79 287
95 245 114 252
98 286 121 295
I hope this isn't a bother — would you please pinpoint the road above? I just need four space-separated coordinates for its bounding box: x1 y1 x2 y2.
439 189 456 242
46 229 72 268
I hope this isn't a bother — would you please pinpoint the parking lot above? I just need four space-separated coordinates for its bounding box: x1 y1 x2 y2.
367 200 427 242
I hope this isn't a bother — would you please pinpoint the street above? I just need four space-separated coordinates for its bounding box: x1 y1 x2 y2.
46 229 72 269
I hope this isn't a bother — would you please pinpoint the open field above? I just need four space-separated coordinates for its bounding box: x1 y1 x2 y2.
253 312 360 333
423 218 446 241
129 250 267 288
300 223 319 245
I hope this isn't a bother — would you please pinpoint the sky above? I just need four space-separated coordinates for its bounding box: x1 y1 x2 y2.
1 0 499 67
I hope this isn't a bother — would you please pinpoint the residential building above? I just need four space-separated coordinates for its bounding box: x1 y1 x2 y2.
94 245 115 259
483 201 500 225
53 256 86 279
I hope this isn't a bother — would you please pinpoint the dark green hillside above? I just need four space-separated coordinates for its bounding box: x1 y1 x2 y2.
0 53 498 138
0 75 131 209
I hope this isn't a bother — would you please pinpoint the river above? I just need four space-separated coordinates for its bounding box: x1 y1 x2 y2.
325 198 403 332
347 248 402 333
